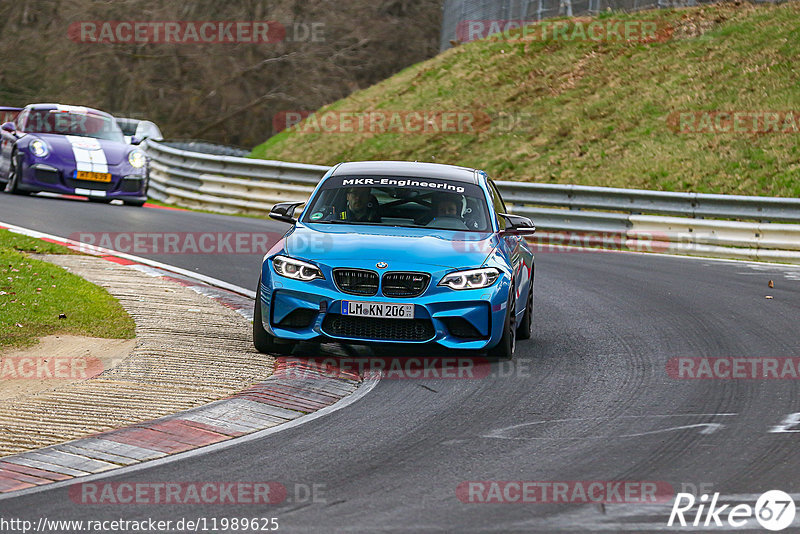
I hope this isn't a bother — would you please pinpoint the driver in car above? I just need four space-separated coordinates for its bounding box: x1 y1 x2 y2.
340 187 380 222
432 194 462 220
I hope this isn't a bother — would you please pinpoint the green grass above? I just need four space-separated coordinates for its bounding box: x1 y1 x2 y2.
0 231 80 255
252 3 800 197
0 229 136 350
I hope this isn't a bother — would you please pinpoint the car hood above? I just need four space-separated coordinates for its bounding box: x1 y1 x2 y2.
284 224 498 269
32 134 131 165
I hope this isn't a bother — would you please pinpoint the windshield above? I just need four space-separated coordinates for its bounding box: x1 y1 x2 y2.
0 109 19 124
116 118 139 136
23 109 125 142
302 175 492 232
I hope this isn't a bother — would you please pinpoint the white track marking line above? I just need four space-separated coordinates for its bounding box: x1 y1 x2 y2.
484 414 738 440
0 220 255 298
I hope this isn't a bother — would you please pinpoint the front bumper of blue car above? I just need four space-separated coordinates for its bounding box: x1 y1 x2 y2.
259 258 511 350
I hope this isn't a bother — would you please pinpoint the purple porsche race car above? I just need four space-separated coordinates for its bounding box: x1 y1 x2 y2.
0 103 148 206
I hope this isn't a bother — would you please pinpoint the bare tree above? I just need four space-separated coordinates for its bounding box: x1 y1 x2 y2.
0 0 443 147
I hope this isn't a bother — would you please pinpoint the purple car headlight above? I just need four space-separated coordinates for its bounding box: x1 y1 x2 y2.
128 150 146 169
30 138 49 158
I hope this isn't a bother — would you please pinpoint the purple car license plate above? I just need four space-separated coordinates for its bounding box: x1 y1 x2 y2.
75 171 112 182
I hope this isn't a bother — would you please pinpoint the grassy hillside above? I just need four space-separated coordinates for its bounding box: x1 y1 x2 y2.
253 2 800 197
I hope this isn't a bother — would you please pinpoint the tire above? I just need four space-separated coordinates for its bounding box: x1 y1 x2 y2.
488 289 516 361
3 150 30 195
123 199 146 207
253 277 294 355
516 282 533 340
88 197 112 204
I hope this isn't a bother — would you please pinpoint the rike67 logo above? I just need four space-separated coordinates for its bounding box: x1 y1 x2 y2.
668 490 796 531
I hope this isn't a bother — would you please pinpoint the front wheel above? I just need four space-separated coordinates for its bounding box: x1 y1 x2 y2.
4 150 30 195
123 199 146 207
253 278 294 355
488 290 516 361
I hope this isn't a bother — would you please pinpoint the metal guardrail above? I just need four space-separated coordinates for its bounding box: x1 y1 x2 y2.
498 182 800 223
144 140 800 263
161 140 252 158
145 140 326 213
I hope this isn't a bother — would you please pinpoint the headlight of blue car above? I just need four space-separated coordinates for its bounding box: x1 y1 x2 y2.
30 138 49 158
439 267 500 290
272 255 325 281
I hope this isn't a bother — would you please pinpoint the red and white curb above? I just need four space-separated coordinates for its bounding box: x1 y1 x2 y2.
0 358 369 495
0 221 377 496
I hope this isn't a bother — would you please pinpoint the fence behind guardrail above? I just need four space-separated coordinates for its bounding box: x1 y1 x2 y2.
439 0 785 51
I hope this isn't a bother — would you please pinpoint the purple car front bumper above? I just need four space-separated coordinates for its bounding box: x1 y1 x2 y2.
17 155 147 202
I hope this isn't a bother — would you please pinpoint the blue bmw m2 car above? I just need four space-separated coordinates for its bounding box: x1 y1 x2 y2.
254 161 535 360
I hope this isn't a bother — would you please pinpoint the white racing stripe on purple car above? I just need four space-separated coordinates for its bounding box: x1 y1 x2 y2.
74 188 107 197
66 135 108 174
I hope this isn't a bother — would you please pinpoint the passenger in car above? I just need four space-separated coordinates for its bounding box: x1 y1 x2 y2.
434 195 461 218
425 193 470 229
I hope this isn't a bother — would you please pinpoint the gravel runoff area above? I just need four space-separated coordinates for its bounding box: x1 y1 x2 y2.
0 254 274 457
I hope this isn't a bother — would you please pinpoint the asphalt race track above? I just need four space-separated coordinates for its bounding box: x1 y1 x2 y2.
2 193 800 532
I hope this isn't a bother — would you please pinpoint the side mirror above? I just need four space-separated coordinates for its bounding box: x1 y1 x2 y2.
269 202 304 224
499 213 536 235
1 122 16 134
130 136 142 145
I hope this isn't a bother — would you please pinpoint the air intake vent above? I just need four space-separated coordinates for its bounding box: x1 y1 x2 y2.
322 315 435 341
442 317 485 339
34 167 60 184
276 308 317 329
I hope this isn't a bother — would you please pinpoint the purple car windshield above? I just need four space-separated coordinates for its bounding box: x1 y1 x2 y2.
23 109 124 142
